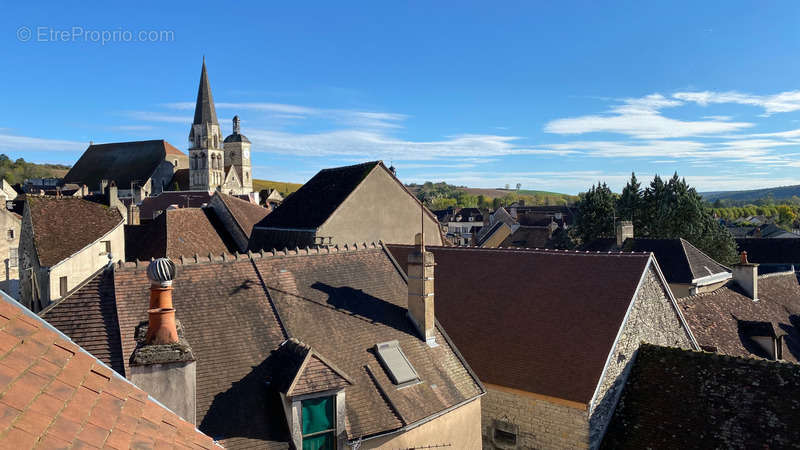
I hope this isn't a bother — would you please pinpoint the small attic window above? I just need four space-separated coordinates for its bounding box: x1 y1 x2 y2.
375 340 419 386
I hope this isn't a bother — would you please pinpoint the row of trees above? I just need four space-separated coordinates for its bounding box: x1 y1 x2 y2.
713 204 797 225
574 173 739 264
411 181 577 211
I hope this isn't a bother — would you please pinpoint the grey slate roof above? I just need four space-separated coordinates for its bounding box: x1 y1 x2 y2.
602 344 800 449
64 140 183 191
194 59 218 125
584 238 729 284
255 161 381 230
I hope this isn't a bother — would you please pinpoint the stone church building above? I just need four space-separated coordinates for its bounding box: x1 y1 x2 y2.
65 59 253 198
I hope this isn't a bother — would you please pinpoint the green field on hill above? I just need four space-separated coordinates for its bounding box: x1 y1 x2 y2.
253 179 303 196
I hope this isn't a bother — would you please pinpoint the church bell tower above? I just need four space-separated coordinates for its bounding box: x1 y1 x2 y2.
188 58 224 191
223 115 253 194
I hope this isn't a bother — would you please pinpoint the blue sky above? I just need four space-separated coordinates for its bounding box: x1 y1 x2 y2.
2 1 800 194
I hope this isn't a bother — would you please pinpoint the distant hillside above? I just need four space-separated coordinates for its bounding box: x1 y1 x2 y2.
701 185 800 204
253 179 302 196
407 182 577 209
0 155 70 185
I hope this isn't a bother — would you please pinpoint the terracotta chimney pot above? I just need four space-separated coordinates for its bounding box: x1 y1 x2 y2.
145 308 179 345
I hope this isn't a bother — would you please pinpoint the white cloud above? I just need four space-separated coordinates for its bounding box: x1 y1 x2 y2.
544 94 752 138
0 134 86 152
674 90 800 115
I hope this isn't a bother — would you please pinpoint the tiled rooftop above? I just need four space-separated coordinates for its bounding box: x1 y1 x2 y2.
0 292 220 448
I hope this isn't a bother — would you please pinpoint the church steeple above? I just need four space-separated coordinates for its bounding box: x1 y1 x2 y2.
188 58 223 192
193 57 218 125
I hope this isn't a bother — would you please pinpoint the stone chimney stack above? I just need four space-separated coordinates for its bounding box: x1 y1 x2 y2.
616 220 634 248
733 251 759 301
129 258 197 424
407 233 436 347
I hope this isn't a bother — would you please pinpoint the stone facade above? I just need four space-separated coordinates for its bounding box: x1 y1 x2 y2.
0 201 21 299
482 385 589 449
480 263 696 450
587 266 695 446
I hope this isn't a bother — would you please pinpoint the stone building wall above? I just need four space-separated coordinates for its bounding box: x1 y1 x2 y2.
481 385 589 449
588 265 695 446
18 207 42 311
0 206 21 298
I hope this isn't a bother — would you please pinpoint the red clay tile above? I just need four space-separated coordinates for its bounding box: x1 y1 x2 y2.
141 401 164 424
58 387 97 423
0 372 49 409
0 426 38 447
45 416 82 443
42 346 73 368
29 358 62 381
80 371 108 394
27 393 64 418
0 349 35 372
14 408 53 436
130 432 155 449
112 413 138 435
43 379 75 402
0 403 21 433
89 365 113 380
5 319 38 338
0 331 19 354
0 362 17 388
104 428 132 449
102 377 132 400
35 433 72 449
75 421 109 447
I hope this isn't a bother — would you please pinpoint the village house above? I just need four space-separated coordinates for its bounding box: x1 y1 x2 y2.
602 344 800 448
261 188 284 208
387 245 697 449
584 221 732 297
19 196 125 312
0 289 221 448
250 161 444 250
679 252 800 362
40 242 484 448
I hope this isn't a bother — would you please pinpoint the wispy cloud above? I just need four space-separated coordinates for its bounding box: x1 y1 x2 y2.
544 94 752 138
674 90 800 116
0 134 86 152
163 101 407 129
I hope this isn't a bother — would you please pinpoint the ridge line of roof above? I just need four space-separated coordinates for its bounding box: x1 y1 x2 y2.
116 242 386 270
386 244 651 257
639 342 800 368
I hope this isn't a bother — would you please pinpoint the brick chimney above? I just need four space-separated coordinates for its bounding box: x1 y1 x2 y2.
129 258 197 424
407 233 436 347
733 251 759 301
616 220 634 247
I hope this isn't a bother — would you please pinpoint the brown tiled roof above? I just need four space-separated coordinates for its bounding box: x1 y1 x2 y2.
499 225 552 248
601 344 800 449
27 197 123 267
138 192 212 221
39 268 125 375
64 140 181 191
125 208 235 261
48 245 482 446
678 272 800 362
253 247 483 438
268 339 352 398
257 161 381 230
164 142 185 156
114 259 289 448
214 192 270 239
387 245 653 404
0 291 220 448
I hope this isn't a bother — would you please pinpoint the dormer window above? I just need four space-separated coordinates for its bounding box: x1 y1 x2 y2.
301 396 335 448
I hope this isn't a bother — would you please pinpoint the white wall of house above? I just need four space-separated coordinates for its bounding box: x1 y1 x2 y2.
0 207 21 299
45 222 125 303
